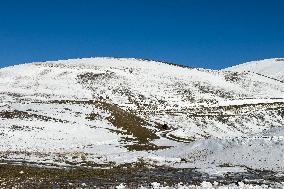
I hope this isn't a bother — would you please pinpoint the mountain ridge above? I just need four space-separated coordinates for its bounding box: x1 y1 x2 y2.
224 58 284 82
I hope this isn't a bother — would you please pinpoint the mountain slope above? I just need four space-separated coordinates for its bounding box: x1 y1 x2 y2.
224 58 284 82
0 57 283 174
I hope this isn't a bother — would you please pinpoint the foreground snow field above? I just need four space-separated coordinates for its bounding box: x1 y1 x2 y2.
0 57 283 186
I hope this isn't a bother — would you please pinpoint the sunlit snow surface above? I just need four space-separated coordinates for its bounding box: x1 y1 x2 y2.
0 57 284 175
117 181 284 189
224 58 284 82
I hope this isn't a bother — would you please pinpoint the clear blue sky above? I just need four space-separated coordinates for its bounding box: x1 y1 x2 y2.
0 0 283 69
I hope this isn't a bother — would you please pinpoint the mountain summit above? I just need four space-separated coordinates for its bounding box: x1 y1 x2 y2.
224 58 284 82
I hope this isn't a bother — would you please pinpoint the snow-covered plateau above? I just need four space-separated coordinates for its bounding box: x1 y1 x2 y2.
0 57 283 187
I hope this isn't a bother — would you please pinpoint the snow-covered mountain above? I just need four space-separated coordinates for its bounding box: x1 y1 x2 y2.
0 57 283 174
224 58 284 82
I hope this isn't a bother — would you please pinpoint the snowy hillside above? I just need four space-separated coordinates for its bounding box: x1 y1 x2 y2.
0 57 284 177
224 58 284 82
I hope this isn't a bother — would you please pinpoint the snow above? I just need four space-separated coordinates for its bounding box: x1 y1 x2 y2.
116 182 284 189
0 57 283 176
224 58 284 82
116 183 127 189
